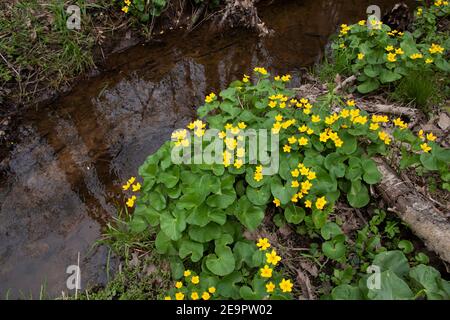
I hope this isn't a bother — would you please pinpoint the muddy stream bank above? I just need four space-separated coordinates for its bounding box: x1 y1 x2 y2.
0 0 411 298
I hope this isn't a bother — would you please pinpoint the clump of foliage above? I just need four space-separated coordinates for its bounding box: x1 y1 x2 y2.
120 67 449 299
324 1 449 99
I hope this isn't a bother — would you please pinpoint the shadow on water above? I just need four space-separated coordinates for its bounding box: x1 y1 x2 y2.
0 0 412 298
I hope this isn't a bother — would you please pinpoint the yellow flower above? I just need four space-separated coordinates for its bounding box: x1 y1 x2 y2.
234 159 243 169
393 117 408 129
184 270 191 277
257 238 271 251
299 166 309 176
128 177 136 184
298 137 309 146
315 196 327 210
298 125 308 133
358 20 366 26
425 58 433 64
175 281 183 289
410 53 423 60
357 53 365 60
242 74 250 83
121 6 129 13
191 292 199 300
291 169 300 178
205 92 216 103
283 145 291 153
260 265 273 278
301 180 313 191
307 171 316 180
202 292 211 300
395 48 404 55
387 53 397 62
420 143 432 153
369 122 379 131
254 67 268 75
281 74 292 82
291 180 299 188
273 198 281 207
164 296 171 300
122 182 130 191
175 292 184 300
311 115 321 123
418 129 424 139
126 195 136 208
279 279 293 293
385 46 394 52
236 147 245 158
208 287 216 294
191 276 200 284
132 182 141 192
305 200 312 208
429 43 444 54
238 122 247 129
266 250 282 266
426 133 437 141
334 139 344 148
288 136 297 144
378 131 391 145
346 100 355 107
266 282 276 293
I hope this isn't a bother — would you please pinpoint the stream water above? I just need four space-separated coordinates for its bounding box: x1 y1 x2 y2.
0 0 412 298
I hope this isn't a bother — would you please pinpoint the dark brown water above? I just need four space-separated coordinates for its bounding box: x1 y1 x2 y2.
0 0 412 298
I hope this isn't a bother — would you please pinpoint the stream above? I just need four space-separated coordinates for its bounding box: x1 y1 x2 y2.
0 0 412 298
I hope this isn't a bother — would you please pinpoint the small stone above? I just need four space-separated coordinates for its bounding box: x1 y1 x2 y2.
437 113 450 131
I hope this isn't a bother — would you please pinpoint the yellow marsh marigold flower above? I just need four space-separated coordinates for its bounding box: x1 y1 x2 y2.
122 182 131 191
426 133 437 141
369 122 379 131
257 238 271 251
301 180 313 191
184 270 191 277
274 76 281 81
334 139 344 148
191 276 200 284
254 67 268 75
299 166 309 176
242 74 250 83
425 58 433 64
291 169 300 178
283 145 291 153
307 171 316 180
273 198 281 207
268 101 277 108
275 114 283 122
281 74 292 82
378 131 391 145
231 126 240 135
410 53 423 59
315 196 327 210
385 46 394 52
191 292 199 300
260 265 273 278
128 177 136 185
420 143 432 153
237 147 245 158
205 92 216 103
238 122 247 129
202 292 211 300
429 43 444 54
346 100 356 107
298 137 309 146
395 48 404 55
358 20 366 26
234 159 243 169
393 117 408 129
126 195 136 208
288 136 297 144
225 123 233 130
311 115 321 123
279 279 293 293
305 200 312 208
357 53 365 60
298 125 308 133
175 281 183 289
122 6 129 13
266 282 276 293
387 53 397 62
132 182 141 192
208 287 216 294
164 296 171 300
266 250 281 266
418 129 424 139
291 180 300 188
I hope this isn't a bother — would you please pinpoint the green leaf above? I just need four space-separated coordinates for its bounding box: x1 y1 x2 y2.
160 209 186 241
284 204 305 224
234 196 265 231
205 235 236 276
347 181 370 208
372 250 410 277
321 222 343 240
338 131 357 155
398 240 414 254
188 223 222 243
186 204 227 227
331 285 362 300
220 100 240 117
363 64 380 78
233 241 257 269
379 69 402 83
357 78 380 93
324 153 347 178
367 270 414 300
149 189 167 210
322 241 346 260
134 203 160 226
271 176 297 205
129 215 147 233
312 209 328 229
420 153 439 170
217 272 242 299
361 158 382 184
409 265 449 300
179 240 204 262
246 184 271 206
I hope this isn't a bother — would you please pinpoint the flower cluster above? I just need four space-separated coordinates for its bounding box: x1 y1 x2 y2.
256 238 293 294
122 176 141 207
121 0 131 13
164 271 216 300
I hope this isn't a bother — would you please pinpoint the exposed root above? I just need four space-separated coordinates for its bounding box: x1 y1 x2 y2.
217 0 271 36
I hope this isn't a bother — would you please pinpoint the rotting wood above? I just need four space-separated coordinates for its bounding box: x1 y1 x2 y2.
373 157 450 263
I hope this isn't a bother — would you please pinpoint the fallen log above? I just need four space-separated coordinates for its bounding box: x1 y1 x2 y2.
374 157 450 263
